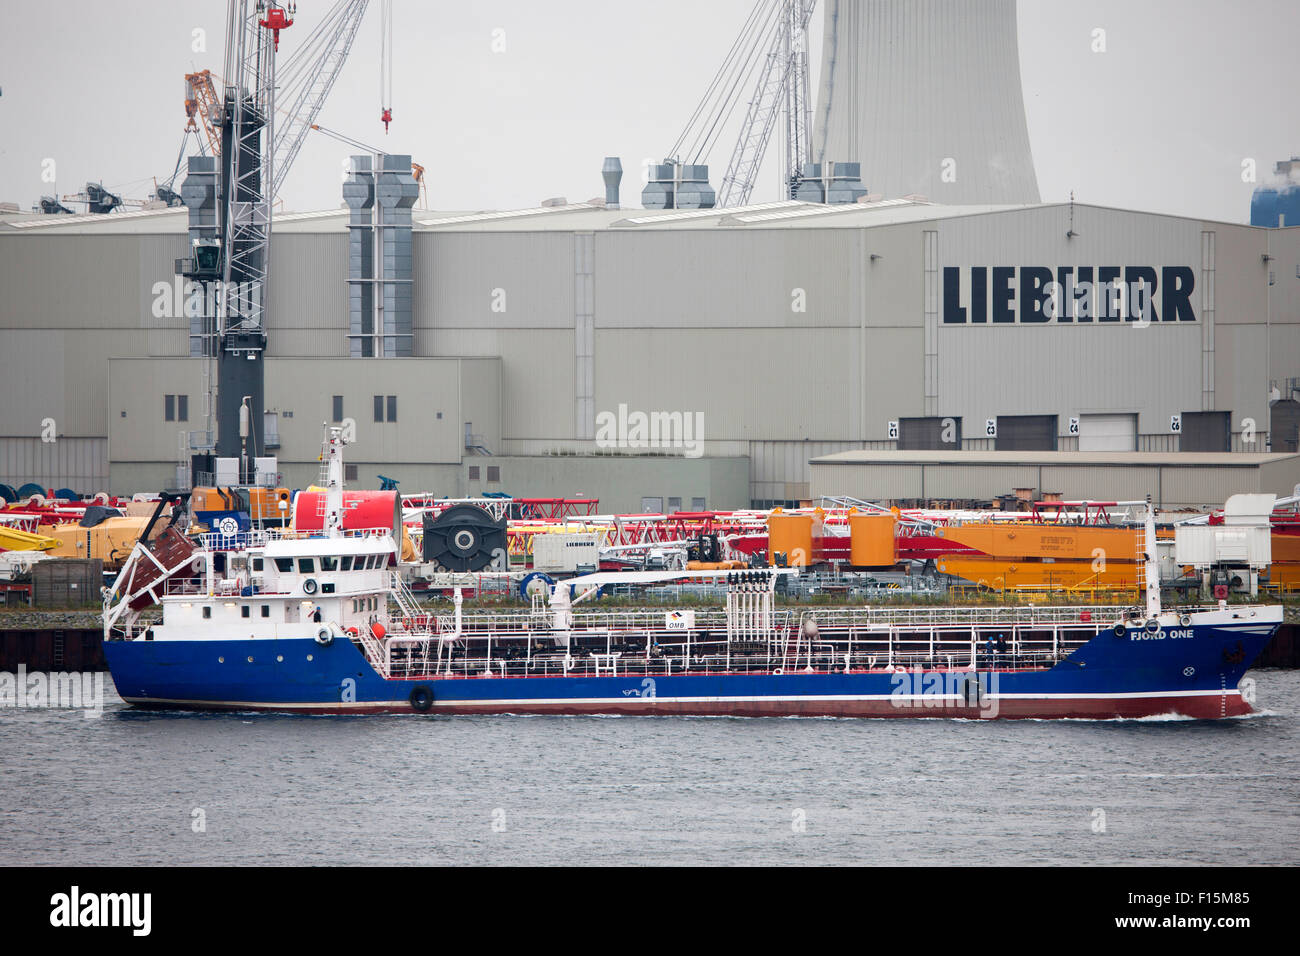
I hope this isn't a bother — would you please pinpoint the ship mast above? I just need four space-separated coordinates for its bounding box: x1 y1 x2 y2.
1144 494 1161 619
320 424 346 537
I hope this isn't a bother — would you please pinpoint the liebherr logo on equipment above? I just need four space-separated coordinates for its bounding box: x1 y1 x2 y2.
49 886 151 936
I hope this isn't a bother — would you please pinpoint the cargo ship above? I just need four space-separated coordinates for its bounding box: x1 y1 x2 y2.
101 428 1282 720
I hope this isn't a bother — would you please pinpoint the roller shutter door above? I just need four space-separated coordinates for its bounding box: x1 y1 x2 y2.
1079 413 1136 451
1270 401 1299 453
995 415 1058 451
1180 411 1230 452
898 416 962 450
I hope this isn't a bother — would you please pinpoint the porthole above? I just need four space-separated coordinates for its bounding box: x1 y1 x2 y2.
307 654 314 661
218 656 225 663
277 655 284 662
247 656 254 663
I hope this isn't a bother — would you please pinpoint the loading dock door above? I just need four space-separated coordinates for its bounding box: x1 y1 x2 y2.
1270 400 1299 453
1079 413 1137 451
1180 411 1230 452
899 416 962 450
994 415 1058 451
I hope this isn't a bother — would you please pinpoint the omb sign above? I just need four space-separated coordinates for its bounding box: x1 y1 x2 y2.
942 266 1197 324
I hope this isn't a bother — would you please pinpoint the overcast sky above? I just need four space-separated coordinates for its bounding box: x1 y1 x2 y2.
0 0 1296 222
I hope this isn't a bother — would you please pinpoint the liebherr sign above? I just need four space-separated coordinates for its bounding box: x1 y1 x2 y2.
942 266 1197 324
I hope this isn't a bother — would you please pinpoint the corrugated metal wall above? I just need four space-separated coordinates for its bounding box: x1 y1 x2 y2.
935 206 1208 439
267 233 349 357
0 437 108 491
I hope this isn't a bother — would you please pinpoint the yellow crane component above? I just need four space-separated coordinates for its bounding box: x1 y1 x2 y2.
45 516 168 571
0 525 60 552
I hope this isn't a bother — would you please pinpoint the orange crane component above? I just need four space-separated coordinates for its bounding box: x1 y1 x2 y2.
184 70 223 157
1272 533 1300 586
932 523 1143 590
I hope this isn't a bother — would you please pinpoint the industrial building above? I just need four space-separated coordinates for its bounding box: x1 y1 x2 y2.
2 195 1299 512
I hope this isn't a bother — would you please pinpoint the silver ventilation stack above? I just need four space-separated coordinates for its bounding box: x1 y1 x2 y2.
344 154 417 357
602 157 623 209
793 162 868 204
641 161 716 210
812 0 1040 203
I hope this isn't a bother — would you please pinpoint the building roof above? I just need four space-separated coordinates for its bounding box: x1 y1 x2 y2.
810 450 1300 467
2 198 1293 237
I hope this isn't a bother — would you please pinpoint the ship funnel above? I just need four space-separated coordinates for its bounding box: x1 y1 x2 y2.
602 157 623 210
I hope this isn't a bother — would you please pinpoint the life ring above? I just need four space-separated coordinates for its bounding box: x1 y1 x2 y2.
303 578 318 595
1179 614 1192 627
314 626 334 646
1113 623 1126 637
519 571 555 601
1145 618 1160 633
409 685 433 712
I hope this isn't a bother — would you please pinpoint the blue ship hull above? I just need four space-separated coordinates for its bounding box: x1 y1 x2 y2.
103 616 1279 719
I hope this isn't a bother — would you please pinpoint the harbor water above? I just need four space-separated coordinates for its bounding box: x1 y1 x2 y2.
2 670 1298 866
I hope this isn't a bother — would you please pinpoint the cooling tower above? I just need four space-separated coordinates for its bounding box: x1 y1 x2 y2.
812 0 1040 203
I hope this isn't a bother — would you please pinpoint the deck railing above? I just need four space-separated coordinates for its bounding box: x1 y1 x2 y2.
198 526 396 552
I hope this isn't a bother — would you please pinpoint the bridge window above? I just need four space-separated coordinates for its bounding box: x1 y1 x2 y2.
298 558 315 574
202 606 211 619
261 605 270 618
339 556 353 571
274 558 293 573
321 556 338 571
241 606 250 618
